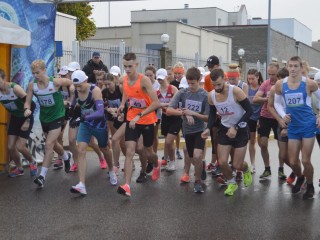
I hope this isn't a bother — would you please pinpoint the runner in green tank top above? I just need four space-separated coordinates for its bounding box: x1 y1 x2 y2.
0 69 38 178
24 60 73 188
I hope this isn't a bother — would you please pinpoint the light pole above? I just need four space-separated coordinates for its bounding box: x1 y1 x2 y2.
160 33 171 68
238 48 245 80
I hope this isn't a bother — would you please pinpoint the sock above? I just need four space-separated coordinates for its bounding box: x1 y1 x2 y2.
78 182 85 188
278 167 284 173
265 166 271 172
228 178 236 184
40 167 48 178
62 151 69 161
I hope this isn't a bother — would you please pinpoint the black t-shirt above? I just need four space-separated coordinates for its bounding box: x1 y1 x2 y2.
170 79 180 89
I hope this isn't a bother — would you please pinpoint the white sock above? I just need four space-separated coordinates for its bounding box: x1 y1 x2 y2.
62 151 69 161
40 167 48 178
228 178 236 184
78 182 85 188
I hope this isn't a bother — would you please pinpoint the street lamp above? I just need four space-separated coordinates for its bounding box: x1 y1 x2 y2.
161 33 170 48
238 48 245 59
238 48 245 79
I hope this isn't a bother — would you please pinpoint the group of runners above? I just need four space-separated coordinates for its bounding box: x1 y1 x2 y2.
1 52 320 199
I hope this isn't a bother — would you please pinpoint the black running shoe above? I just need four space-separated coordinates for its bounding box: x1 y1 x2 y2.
136 172 147 183
146 162 153 174
34 175 45 188
292 176 305 194
303 185 315 199
64 152 72 173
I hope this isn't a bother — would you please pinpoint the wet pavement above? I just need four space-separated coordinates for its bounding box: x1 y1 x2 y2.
1 139 320 239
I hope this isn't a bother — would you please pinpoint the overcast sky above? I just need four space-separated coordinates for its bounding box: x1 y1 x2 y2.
90 0 320 42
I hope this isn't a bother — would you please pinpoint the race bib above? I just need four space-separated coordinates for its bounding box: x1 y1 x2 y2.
159 98 170 103
38 95 55 107
129 98 147 109
216 103 235 116
3 102 18 111
108 99 121 108
186 99 202 113
82 108 94 116
284 93 304 107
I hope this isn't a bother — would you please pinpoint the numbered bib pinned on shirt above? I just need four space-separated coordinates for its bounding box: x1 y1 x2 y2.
38 95 55 107
129 97 147 109
284 93 304 107
185 99 202 113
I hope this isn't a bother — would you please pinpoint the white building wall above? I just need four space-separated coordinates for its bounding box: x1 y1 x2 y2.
55 12 77 49
131 7 246 27
91 21 232 64
249 18 312 46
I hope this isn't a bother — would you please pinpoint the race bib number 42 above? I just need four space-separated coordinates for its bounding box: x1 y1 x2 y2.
129 98 147 109
38 95 55 107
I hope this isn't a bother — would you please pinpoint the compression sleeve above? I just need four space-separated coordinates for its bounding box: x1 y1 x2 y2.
274 93 286 118
84 100 105 121
313 88 320 111
236 98 253 128
207 105 217 129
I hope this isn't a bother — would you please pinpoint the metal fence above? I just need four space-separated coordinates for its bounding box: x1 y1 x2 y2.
57 41 160 74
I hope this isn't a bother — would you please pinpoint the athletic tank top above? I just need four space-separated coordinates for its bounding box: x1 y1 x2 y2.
76 84 107 128
0 83 25 117
157 84 173 114
212 85 245 128
33 77 65 123
123 74 156 125
282 77 316 129
248 86 262 121
102 85 122 121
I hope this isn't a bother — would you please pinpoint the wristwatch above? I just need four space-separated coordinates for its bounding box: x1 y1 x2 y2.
138 112 143 117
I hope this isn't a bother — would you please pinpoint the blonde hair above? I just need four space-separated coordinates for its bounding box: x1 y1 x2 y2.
173 62 184 70
31 59 46 71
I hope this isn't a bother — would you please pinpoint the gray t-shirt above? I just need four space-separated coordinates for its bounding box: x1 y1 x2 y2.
169 87 209 134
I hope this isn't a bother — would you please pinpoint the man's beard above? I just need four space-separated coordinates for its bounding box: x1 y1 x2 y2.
215 85 224 93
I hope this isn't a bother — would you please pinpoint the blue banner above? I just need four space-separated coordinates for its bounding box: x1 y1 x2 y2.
0 0 56 163
0 0 56 88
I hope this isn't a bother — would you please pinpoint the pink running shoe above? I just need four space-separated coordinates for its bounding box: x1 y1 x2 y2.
70 163 78 172
152 160 161 181
100 158 108 169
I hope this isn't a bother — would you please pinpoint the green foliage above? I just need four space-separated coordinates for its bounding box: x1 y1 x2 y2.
57 3 96 41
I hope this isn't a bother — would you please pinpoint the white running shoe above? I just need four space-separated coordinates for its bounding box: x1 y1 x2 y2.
109 171 118 186
166 161 176 172
70 183 87 195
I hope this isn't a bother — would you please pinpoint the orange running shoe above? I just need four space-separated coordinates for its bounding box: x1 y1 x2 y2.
152 160 161 181
180 173 190 183
117 184 131 197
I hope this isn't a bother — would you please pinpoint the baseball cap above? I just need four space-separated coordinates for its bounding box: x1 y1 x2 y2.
156 68 168 80
110 66 121 76
71 70 88 85
58 66 68 75
204 55 219 67
92 52 100 58
314 71 320 81
67 62 80 72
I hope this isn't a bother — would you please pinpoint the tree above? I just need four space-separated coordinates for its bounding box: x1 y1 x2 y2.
57 3 96 41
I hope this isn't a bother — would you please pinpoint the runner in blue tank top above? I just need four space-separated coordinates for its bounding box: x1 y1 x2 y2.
274 56 320 199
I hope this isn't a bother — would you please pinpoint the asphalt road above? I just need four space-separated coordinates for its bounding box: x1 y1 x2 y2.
1 140 320 240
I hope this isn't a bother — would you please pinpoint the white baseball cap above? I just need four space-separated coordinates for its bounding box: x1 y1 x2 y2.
110 66 121 76
156 68 168 80
58 66 68 75
314 71 320 81
71 70 88 85
67 62 81 72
